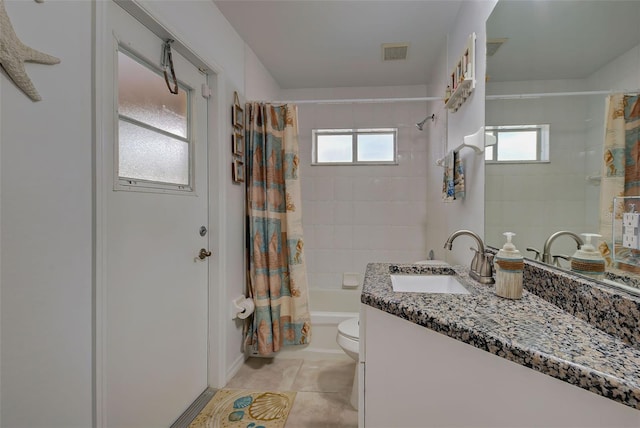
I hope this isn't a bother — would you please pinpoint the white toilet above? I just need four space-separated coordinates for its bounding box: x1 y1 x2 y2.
337 317 359 410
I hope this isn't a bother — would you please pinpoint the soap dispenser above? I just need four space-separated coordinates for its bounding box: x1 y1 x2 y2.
570 233 606 279
494 232 524 299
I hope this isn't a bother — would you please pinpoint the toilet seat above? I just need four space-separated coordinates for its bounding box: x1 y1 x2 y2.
338 317 359 341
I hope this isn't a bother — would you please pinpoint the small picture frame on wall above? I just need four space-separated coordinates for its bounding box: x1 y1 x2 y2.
232 158 245 184
232 92 244 129
232 132 244 157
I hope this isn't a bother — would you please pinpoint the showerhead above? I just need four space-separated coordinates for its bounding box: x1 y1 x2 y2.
415 114 435 131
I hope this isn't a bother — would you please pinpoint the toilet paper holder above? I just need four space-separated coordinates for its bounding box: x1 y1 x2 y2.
232 295 255 320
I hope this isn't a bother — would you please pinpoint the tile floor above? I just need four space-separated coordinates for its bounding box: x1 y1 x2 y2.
225 357 358 428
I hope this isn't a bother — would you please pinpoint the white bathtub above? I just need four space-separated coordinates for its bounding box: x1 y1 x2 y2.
278 288 360 359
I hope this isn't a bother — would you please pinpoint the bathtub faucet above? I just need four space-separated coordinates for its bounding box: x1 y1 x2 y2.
444 229 495 284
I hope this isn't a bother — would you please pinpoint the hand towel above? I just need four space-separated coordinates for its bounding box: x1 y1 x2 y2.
453 150 465 199
442 150 455 202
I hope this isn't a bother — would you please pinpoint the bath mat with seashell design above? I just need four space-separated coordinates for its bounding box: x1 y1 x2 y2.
188 389 296 428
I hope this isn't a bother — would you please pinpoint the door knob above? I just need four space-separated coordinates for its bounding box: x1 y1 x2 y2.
198 248 212 260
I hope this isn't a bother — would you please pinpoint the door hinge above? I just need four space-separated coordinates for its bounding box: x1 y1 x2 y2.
201 83 211 99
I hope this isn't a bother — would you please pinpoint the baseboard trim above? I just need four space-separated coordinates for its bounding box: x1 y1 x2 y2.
276 348 350 360
225 353 248 384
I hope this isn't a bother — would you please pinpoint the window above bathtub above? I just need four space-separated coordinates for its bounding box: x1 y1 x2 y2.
312 128 398 165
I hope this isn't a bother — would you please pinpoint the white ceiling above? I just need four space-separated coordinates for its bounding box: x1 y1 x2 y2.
486 1 640 82
215 0 640 90
214 0 463 89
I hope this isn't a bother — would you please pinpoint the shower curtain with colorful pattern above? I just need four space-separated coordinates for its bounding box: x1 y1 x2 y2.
598 94 640 271
244 102 311 355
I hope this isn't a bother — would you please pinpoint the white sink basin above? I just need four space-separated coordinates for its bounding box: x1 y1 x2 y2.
390 274 470 294
414 260 450 266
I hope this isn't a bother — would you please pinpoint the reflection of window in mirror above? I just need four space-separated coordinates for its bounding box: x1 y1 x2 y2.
485 125 549 163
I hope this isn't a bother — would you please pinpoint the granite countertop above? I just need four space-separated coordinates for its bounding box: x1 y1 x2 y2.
361 263 640 411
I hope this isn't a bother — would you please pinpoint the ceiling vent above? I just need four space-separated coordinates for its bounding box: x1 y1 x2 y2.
486 38 508 57
382 43 409 61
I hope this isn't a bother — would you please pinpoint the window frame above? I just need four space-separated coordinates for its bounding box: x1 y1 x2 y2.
312 128 399 166
485 124 550 164
114 45 195 194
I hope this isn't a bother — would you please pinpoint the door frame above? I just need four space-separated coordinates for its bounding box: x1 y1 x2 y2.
93 1 227 426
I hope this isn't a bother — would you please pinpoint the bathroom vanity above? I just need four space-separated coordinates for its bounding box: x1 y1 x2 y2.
359 263 640 428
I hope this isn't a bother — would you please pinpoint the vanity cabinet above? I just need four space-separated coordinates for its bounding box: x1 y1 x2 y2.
361 305 640 428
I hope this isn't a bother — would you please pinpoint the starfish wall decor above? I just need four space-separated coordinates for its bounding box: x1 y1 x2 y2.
0 0 60 101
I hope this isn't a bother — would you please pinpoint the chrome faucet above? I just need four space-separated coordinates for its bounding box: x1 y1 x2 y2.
541 231 584 264
552 254 571 268
525 247 542 261
444 229 495 284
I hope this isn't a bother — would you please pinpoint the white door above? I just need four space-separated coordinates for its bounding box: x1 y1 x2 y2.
102 3 209 426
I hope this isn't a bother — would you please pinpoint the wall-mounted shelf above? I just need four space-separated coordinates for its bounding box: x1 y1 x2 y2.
445 79 474 112
444 33 476 113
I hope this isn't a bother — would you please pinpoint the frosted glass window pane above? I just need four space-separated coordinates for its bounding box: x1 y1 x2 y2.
118 51 188 138
497 131 537 161
119 120 189 185
357 134 394 161
317 135 353 163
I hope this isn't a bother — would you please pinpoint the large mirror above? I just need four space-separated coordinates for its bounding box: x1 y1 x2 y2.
485 0 640 289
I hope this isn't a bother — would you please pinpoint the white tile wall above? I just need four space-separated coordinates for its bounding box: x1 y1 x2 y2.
282 86 431 289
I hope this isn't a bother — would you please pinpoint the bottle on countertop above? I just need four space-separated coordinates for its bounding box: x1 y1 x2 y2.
570 233 606 280
494 232 524 299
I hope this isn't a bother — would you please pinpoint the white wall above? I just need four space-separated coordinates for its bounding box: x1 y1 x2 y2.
280 86 430 290
0 0 278 426
586 42 640 92
425 0 498 265
0 1 93 427
245 46 280 101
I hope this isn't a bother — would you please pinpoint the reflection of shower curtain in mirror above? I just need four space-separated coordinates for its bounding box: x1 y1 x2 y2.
599 94 640 272
244 102 311 355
